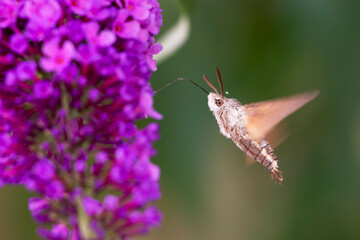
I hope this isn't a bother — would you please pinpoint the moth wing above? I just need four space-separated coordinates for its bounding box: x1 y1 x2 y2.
265 120 289 148
242 91 319 141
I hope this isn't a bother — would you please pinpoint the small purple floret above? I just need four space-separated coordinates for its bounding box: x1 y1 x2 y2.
45 180 65 200
34 81 54 99
32 159 55 181
125 0 151 20
83 21 116 47
23 0 62 28
0 0 19 28
9 33 29 54
16 61 37 81
103 195 119 210
40 39 75 72
113 10 141 39
83 196 103 217
4 70 17 86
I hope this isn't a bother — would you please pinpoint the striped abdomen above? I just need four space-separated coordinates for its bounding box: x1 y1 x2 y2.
222 113 283 183
214 105 283 183
232 134 283 184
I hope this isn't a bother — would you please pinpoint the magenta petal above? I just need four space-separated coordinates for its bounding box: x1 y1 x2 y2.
113 10 141 39
86 0 111 20
10 33 29 54
148 163 160 181
95 151 108 163
50 223 70 239
62 41 75 59
116 9 130 23
139 91 163 120
120 21 141 38
65 0 90 15
45 180 64 199
131 6 150 20
103 195 119 210
5 70 17 86
23 0 61 28
83 21 99 38
98 30 116 47
146 55 157 71
24 21 48 41
29 197 50 214
83 196 102 216
0 0 19 28
41 39 75 72
88 88 100 101
137 28 149 43
143 206 162 227
32 159 55 181
40 58 56 72
42 39 59 57
148 42 163 55
16 61 37 80
77 44 100 63
34 81 54 99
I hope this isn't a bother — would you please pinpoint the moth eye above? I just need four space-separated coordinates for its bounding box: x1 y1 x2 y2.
215 99 223 107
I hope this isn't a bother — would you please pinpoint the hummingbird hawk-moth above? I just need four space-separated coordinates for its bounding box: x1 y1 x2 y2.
156 68 319 184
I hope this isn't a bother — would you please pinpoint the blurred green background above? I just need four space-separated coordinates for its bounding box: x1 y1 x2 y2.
1 0 360 239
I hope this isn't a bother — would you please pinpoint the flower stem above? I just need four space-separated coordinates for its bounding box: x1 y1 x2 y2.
76 197 96 239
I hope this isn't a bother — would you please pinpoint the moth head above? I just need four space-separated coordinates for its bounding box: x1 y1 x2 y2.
208 92 225 111
203 67 225 112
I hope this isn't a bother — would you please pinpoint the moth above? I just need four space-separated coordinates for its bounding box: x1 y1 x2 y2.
156 68 319 184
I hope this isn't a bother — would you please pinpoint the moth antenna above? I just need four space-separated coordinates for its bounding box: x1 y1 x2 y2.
203 74 219 94
155 78 209 95
216 67 224 96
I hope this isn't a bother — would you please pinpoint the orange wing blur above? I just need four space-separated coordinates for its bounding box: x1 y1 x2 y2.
243 91 319 141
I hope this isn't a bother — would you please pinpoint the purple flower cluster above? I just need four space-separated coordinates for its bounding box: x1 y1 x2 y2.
0 0 163 239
